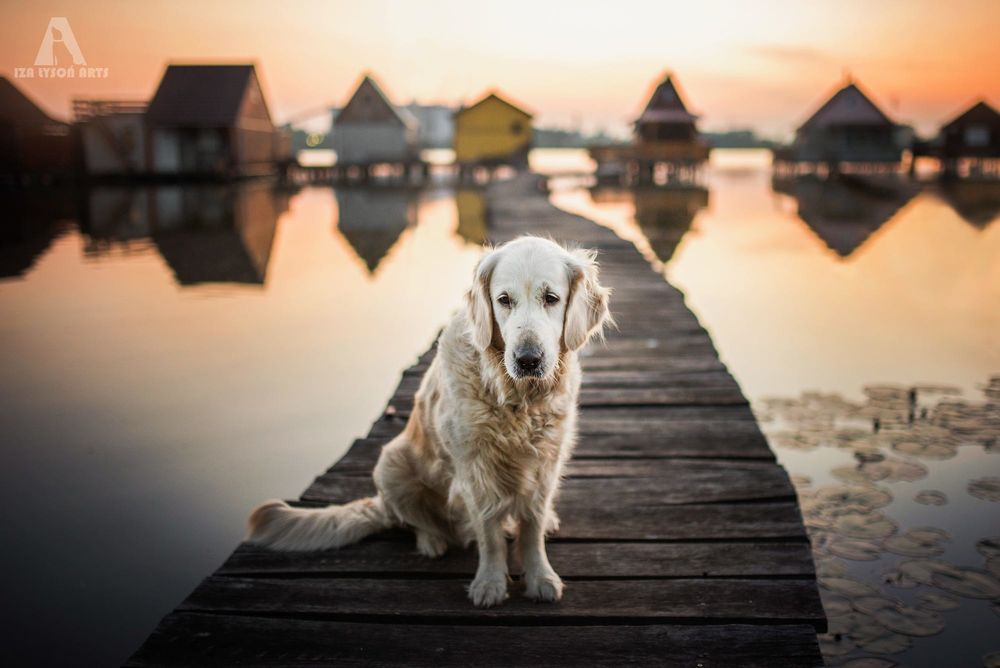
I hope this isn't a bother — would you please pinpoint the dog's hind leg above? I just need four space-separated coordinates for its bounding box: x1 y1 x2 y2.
374 439 453 558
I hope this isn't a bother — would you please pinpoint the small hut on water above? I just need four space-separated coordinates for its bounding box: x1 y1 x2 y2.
453 92 533 175
774 78 902 172
145 64 278 179
935 100 1000 179
332 75 419 171
590 72 709 184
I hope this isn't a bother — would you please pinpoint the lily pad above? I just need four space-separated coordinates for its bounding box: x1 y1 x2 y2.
833 511 898 540
821 576 879 598
829 536 882 561
872 605 945 637
969 477 1000 502
914 490 948 506
977 537 1000 558
883 527 949 557
916 591 960 611
897 559 1000 599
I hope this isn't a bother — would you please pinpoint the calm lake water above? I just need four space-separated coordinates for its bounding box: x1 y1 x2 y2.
547 148 1000 668
0 149 997 666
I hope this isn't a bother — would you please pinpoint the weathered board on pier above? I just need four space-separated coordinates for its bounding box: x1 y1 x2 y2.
130 176 825 666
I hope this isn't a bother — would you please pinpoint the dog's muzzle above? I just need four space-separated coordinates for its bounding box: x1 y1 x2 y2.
514 344 544 377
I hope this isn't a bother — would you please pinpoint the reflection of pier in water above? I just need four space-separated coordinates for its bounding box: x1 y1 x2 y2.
590 185 709 263
934 180 1000 229
82 184 287 286
334 188 417 274
773 175 918 258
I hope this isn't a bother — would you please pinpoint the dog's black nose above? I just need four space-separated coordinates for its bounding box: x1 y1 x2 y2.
516 349 543 373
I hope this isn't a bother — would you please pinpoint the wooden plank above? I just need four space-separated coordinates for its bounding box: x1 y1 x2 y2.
306 462 796 507
177 576 825 628
219 540 817 579
129 613 824 667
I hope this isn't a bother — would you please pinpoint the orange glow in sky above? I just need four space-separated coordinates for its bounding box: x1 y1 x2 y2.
2 0 999 137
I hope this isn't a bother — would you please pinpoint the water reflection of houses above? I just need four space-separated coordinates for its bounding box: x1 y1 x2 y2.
773 175 917 257
590 185 709 263
335 188 417 274
0 193 74 278
935 180 1000 228
81 184 287 285
455 189 488 245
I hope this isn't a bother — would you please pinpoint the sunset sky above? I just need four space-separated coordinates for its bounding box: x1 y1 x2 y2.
2 0 998 138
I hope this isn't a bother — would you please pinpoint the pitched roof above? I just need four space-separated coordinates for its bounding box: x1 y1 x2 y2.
146 64 265 126
335 75 416 128
0 77 65 127
941 100 1000 132
799 81 895 132
637 73 698 124
456 91 533 119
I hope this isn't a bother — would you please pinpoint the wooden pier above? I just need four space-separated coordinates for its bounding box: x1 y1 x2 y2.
130 175 825 666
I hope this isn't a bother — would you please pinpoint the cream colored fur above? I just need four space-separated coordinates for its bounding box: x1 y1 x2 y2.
248 236 611 607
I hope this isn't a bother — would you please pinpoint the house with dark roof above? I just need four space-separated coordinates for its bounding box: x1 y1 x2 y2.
453 91 533 169
332 74 418 167
589 72 709 183
0 77 72 178
780 79 902 166
145 64 277 178
935 100 1000 178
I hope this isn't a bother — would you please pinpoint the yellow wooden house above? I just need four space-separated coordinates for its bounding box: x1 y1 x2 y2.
453 91 533 168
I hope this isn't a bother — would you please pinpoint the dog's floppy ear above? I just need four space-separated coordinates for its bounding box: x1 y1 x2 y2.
563 248 612 351
466 247 500 351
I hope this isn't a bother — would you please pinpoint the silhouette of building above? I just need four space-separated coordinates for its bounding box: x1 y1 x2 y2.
333 75 418 167
936 100 1000 178
0 77 72 179
776 79 902 167
146 64 277 178
453 92 533 169
590 72 709 182
335 188 415 273
774 175 916 257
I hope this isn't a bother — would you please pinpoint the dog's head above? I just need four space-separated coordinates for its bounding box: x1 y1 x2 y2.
466 236 611 381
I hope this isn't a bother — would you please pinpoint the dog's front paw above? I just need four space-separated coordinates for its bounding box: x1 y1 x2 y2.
545 511 561 535
524 570 564 602
468 574 509 608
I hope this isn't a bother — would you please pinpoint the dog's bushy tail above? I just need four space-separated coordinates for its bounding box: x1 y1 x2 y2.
247 496 391 551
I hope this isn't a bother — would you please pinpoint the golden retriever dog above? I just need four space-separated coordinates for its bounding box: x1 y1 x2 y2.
248 236 611 607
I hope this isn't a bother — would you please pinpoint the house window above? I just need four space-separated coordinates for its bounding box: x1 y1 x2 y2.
510 120 523 135
965 124 990 147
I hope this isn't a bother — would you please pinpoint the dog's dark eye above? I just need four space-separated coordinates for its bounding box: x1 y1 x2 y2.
544 292 560 305
497 294 511 307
